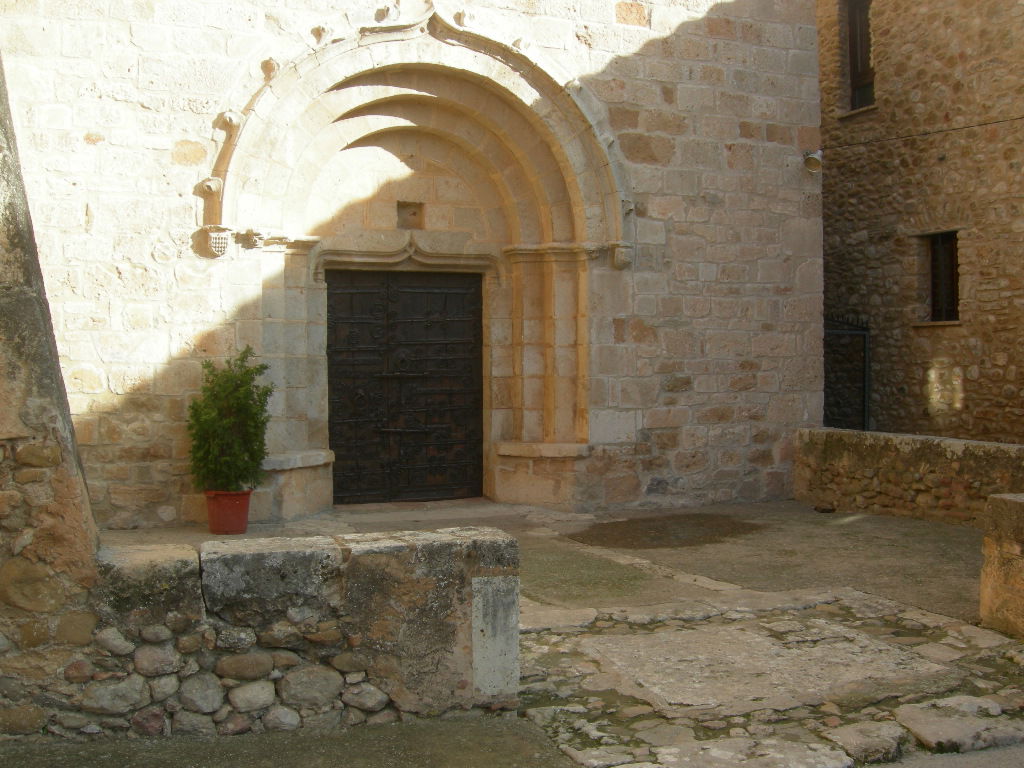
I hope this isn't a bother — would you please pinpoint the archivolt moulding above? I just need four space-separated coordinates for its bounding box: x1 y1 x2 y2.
311 230 503 283
201 4 630 270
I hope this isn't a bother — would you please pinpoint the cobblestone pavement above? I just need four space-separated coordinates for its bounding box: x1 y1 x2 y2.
518 560 1024 767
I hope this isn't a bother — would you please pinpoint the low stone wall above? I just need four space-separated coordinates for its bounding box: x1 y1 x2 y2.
979 494 1024 638
795 428 1024 526
0 528 519 738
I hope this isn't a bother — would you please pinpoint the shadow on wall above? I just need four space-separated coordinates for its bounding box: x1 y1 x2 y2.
41 0 821 530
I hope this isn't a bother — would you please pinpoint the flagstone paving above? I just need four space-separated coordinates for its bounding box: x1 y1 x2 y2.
519 560 1024 768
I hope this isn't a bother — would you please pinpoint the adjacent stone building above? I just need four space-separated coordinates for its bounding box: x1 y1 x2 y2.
818 0 1024 440
2 0 822 528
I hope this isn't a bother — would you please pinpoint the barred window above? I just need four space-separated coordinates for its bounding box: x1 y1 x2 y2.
930 232 959 322
848 0 874 109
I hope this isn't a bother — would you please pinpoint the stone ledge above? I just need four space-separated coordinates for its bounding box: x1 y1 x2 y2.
80 528 519 729
261 449 334 471
495 441 591 459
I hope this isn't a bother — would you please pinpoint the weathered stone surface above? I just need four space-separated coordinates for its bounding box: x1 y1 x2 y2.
0 557 66 612
272 650 301 669
365 708 399 726
471 575 519 698
215 652 273 680
94 627 135 655
130 705 167 736
140 624 173 643
149 674 179 702
93 545 202 626
278 666 344 708
341 707 366 726
55 611 99 645
559 745 634 768
200 538 343 625
635 723 696 747
0 705 47 735
172 710 216 736
14 443 61 467
216 626 257 650
579 619 962 714
54 712 89 729
258 622 304 648
63 659 94 683
179 672 224 713
654 737 853 768
342 682 390 713
228 680 276 713
217 712 252 735
894 697 1024 752
80 673 150 714
329 651 369 673
262 705 300 731
822 721 909 763
133 643 182 677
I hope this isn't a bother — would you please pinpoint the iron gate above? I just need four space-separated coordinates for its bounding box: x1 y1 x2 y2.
326 270 483 504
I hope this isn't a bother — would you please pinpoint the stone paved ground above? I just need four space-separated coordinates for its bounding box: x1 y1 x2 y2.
17 500 1024 766
518 564 1024 767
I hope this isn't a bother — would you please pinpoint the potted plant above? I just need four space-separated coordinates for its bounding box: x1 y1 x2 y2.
187 346 274 534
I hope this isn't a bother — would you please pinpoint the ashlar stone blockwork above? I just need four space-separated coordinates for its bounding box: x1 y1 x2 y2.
1 0 822 526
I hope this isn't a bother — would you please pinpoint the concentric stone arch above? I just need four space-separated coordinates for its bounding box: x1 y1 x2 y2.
214 13 626 253
206 10 630 508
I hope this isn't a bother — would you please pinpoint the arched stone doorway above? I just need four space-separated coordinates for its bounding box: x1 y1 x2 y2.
203 9 628 510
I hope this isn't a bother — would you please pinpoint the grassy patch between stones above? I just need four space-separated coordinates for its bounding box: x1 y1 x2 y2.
518 537 653 606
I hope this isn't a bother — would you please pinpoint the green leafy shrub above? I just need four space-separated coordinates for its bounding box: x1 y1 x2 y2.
187 346 274 491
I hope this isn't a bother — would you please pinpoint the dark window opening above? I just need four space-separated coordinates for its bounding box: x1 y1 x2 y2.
848 0 874 109
930 231 959 321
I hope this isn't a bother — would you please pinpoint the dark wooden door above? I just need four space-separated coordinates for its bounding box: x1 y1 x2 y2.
326 270 483 504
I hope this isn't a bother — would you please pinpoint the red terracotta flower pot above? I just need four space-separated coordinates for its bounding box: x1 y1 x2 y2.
204 490 251 534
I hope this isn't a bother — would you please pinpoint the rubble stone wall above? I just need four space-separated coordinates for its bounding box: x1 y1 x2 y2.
795 428 1024 526
817 0 1024 442
0 527 519 738
1 0 822 525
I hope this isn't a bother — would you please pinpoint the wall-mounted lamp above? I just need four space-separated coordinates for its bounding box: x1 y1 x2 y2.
803 150 823 173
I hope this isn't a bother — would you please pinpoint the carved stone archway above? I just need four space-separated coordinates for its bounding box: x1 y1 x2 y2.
202 7 628 508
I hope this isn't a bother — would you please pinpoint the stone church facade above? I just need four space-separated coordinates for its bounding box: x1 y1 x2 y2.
2 0 822 528
818 0 1024 441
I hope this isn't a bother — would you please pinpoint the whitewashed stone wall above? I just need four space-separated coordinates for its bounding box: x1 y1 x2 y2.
1 0 822 526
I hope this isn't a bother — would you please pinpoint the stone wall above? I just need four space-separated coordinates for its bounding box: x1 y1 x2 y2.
795 428 1024 526
817 0 1024 442
1 53 100 708
978 494 1024 638
0 527 519 738
1 0 822 525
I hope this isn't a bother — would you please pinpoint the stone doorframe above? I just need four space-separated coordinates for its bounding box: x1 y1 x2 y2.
198 6 630 511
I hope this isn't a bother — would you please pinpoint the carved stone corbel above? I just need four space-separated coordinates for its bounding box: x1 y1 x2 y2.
195 225 233 259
